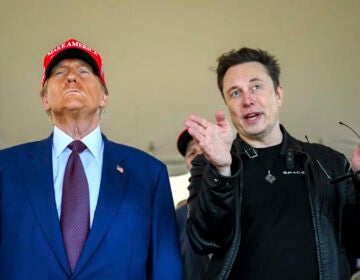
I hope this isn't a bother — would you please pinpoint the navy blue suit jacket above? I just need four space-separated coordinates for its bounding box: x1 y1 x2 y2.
0 134 183 279
176 204 209 280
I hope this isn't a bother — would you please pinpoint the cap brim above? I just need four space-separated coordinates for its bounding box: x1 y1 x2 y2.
46 48 99 79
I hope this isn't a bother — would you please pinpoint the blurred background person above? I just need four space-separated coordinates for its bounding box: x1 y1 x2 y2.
175 128 209 280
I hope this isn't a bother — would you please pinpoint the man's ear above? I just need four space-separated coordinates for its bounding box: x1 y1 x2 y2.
41 90 51 111
275 86 284 107
99 90 109 109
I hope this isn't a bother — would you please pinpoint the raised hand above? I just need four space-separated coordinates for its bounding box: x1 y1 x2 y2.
351 143 360 180
185 110 234 176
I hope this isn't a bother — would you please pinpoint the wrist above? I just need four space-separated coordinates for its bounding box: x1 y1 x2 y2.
354 170 360 181
215 157 232 176
216 165 231 176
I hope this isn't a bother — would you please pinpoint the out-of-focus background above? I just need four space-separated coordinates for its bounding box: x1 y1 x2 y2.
1 0 359 205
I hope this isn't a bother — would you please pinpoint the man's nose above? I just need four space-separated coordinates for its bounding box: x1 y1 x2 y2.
66 70 77 83
242 91 254 106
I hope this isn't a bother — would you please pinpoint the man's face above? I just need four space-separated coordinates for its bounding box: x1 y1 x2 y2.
41 58 108 120
185 139 203 170
222 62 283 145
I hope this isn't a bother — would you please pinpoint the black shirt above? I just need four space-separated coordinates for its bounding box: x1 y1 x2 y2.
229 144 318 280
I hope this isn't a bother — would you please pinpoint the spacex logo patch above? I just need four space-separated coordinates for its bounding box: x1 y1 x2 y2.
283 170 305 175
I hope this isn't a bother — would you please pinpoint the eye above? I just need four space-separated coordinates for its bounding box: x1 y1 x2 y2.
230 89 241 98
53 69 66 76
186 151 195 158
250 84 261 92
78 68 91 75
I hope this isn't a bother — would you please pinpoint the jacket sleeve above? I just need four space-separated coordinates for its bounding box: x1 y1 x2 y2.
343 168 360 257
149 164 183 279
186 154 240 255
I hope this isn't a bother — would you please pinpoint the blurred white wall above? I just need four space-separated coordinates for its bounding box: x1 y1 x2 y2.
170 172 190 207
0 0 359 177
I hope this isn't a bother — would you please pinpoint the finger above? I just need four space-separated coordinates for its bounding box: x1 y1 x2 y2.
188 114 203 125
214 110 228 127
189 114 210 129
214 110 226 121
184 118 203 133
200 118 209 129
188 127 206 146
184 120 205 142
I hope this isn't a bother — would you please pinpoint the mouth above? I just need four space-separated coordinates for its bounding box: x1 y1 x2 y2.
65 89 81 95
244 112 262 121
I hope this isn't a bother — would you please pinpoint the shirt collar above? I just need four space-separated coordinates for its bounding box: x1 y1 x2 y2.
53 125 103 159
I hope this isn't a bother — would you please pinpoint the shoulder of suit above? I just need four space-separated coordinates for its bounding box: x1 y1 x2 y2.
106 140 166 166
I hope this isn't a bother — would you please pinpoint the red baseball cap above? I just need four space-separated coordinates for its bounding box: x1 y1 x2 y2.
42 38 106 87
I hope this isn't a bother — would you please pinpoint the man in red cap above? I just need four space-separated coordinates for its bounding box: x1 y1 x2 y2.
175 128 209 280
0 38 182 279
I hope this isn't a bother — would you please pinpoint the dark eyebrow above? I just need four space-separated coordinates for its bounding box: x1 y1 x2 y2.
50 64 65 75
225 77 263 94
226 86 240 94
249 77 263 83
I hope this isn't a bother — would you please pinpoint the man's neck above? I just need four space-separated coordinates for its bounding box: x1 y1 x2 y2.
53 119 100 140
240 125 283 148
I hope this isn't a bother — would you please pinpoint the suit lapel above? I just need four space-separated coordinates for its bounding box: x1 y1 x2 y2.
74 138 130 275
21 135 70 273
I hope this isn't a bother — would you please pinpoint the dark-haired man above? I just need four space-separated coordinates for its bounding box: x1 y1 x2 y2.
185 47 360 279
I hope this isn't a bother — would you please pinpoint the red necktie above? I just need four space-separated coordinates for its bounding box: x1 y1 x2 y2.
60 140 90 272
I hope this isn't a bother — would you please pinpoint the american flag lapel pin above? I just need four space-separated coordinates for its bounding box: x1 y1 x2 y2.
116 165 124 174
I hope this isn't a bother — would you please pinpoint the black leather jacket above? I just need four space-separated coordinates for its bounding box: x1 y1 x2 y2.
186 126 360 280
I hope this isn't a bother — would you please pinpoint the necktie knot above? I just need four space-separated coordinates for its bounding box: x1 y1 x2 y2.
68 140 87 153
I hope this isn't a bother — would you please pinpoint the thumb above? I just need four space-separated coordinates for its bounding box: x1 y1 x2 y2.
215 110 229 128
